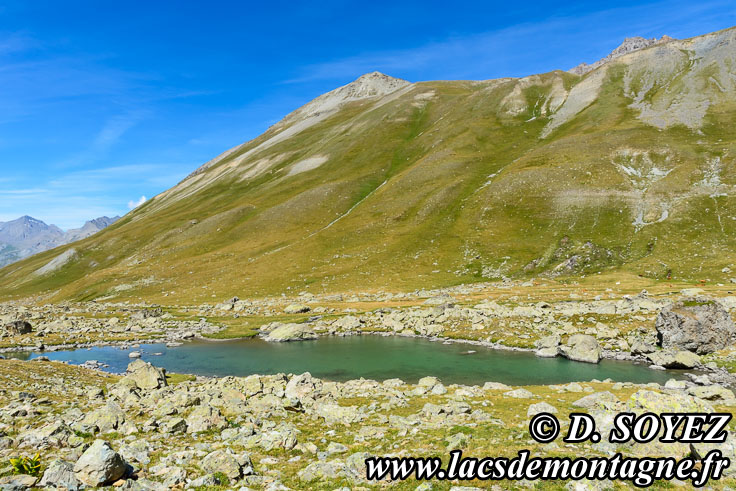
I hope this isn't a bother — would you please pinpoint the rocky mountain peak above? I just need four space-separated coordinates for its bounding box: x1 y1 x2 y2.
569 35 676 75
267 71 410 132
344 71 410 97
0 215 119 267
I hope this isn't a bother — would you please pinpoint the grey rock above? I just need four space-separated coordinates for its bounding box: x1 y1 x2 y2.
656 299 736 354
0 474 38 490
569 36 673 75
327 442 348 454
116 478 167 490
535 346 559 358
504 388 534 399
284 304 311 314
646 350 701 369
4 320 32 335
164 417 187 434
687 385 736 403
285 372 321 403
82 400 126 432
483 381 511 391
73 439 128 487
630 339 656 355
187 474 218 488
122 360 167 390
119 440 151 465
536 334 561 349
186 405 227 433
315 403 364 425
664 379 688 390
39 459 81 490
559 334 601 364
200 450 243 480
264 323 317 342
162 467 187 487
572 391 620 410
17 420 72 448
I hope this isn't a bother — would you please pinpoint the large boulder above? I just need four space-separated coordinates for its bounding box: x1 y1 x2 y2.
285 372 322 404
559 334 601 364
122 360 167 390
200 450 247 480
39 459 81 490
17 420 72 448
0 475 37 489
646 350 700 369
186 405 227 433
81 400 127 432
656 299 736 354
284 304 311 314
688 385 736 404
4 320 32 335
535 334 561 358
572 391 621 411
630 339 656 355
73 440 128 487
264 323 317 342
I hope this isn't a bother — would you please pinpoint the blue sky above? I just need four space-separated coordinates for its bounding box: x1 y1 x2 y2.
0 0 734 229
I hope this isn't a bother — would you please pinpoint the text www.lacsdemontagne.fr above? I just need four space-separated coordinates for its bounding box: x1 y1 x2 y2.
365 450 729 487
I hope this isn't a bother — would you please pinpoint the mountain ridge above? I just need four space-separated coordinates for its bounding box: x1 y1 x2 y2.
0 26 734 303
0 215 120 268
569 35 676 75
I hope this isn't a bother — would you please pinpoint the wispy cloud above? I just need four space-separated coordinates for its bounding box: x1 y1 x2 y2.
54 112 148 169
127 195 147 209
93 114 142 149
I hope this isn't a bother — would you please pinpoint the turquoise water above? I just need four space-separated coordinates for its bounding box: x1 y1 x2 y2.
7 335 686 386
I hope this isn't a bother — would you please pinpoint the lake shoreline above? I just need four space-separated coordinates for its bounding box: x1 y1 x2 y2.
3 331 700 387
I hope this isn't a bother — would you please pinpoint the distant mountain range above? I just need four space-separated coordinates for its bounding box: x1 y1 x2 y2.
0 215 119 268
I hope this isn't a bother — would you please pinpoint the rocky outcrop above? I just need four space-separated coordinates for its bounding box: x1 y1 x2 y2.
569 36 674 75
559 334 601 364
655 299 736 354
3 320 32 335
3 354 736 490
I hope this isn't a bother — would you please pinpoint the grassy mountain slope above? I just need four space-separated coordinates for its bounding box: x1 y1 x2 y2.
1 27 735 303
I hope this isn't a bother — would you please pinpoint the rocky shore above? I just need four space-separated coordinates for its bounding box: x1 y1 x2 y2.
1 284 735 488
1 356 736 489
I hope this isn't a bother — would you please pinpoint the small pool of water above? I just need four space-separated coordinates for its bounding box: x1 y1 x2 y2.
6 335 687 386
